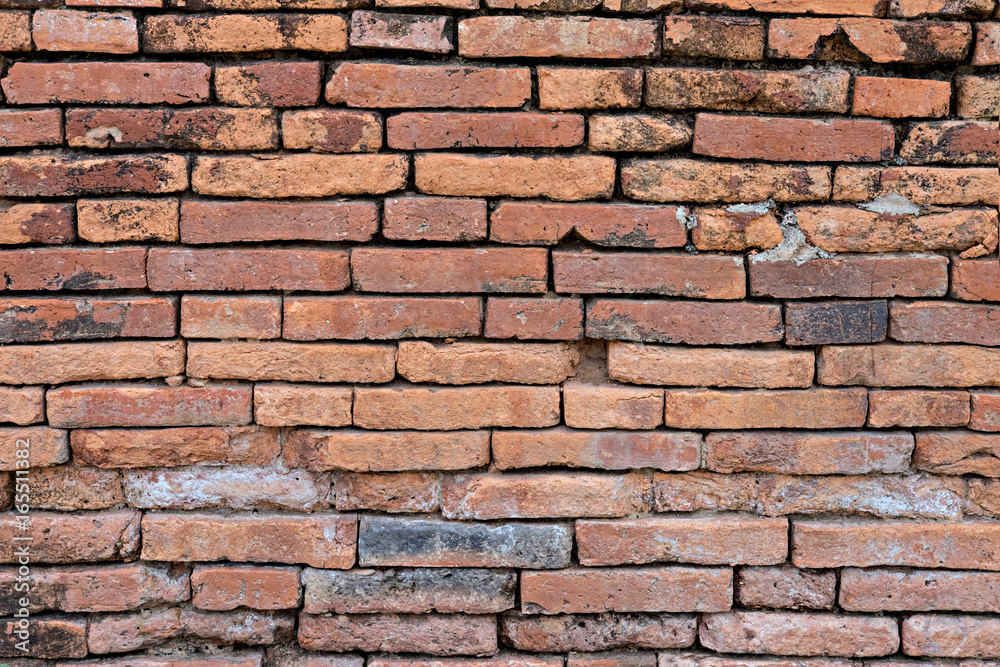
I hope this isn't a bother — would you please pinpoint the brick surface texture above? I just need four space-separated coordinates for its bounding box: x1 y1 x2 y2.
0 0 997 663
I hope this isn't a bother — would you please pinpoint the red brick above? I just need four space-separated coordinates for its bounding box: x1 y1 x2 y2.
0 10 30 50
0 340 185 385
187 341 395 383
298 613 497 655
271 647 359 667
148 248 348 292
0 247 145 291
284 429 489 471
587 300 783 345
181 201 376 244
441 472 650 519
914 431 1000 476
75 198 177 243
192 565 301 610
0 202 74 245
86 607 182 654
0 426 68 469
768 18 972 62
603 0 679 10
459 17 659 58
694 114 894 162
706 431 910 474
902 615 1000 657
491 203 688 248
841 568 1000 612
0 386 44 425
538 67 642 109
700 611 899 657
487 0 599 8
353 385 561 430
589 115 692 152
952 258 1000 301
665 388 869 429
750 254 949 298
890 301 1000 345
973 22 1000 63
376 0 477 7
192 154 408 197
738 566 836 610
181 608 295 645
144 14 347 52
71 425 279 468
326 63 530 108
967 477 1000 515
492 428 701 471
623 159 831 203
651 470 749 513
215 61 322 107
66 107 277 150
901 120 998 164
388 112 583 150
501 613 697 652
33 9 137 52
0 62 210 104
253 384 352 428
0 510 140 563
0 109 63 147
181 295 282 339
609 342 814 389
577 516 788 566
63 654 265 667
31 464 123 510
891 0 994 16
350 11 453 53
868 390 971 427
852 76 950 118
486 298 583 340
0 296 176 343
284 296 481 340
663 16 763 59
554 252 745 299
972 392 1000 431
0 154 187 196
335 472 442 513
47 383 251 428
955 73 999 118
352 248 547 293
383 197 485 242
169 0 365 8
833 166 1000 206
648 69 848 113
282 110 382 153
0 616 86 659
141 512 356 568
792 518 1000 569
397 341 578 385
818 343 1000 387
564 383 664 430
688 0 884 13
522 566 732 614
415 154 615 201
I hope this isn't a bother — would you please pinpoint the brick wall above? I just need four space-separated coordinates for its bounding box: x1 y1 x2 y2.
0 0 999 663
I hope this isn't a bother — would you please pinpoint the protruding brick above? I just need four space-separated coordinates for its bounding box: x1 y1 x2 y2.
0 296 176 343
491 203 688 248
700 611 899 657
492 428 701 471
47 383 251 427
383 198 487 242
818 343 1000 387
648 69 848 113
144 14 347 52
841 568 1000 612
501 613 697 652
72 425 279 468
254 385 352 427
352 248 547 293
192 565 301 610
768 18 972 62
662 16 763 59
0 386 44 425
459 16 659 58
187 341 396 383
589 115 691 153
902 615 1000 657
0 340 185 385
0 510 140 563
284 430 489 471
1 62 210 104
738 566 836 610
869 390 971 427
833 166 1000 205
538 67 642 109
665 389 869 429
181 295 282 340
972 21 1000 64
298 613 497 656
180 201 377 244
215 61 322 107
564 383 663 430
956 74 998 118
397 341 578 385
284 296 481 340
901 120 998 164
914 431 1000 476
0 154 187 197
0 203 74 245
750 254 949 298
587 300 783 345
148 248 349 292
486 298 583 340
326 63 530 108
706 431 911 474
555 252 745 299
623 159 831 203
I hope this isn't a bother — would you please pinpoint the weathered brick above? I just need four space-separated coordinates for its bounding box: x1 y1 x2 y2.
609 342 814 389
254 384 352 427
706 431 911 474
33 9 137 52
501 613 697 652
354 385 560 429
589 115 692 152
901 120 998 164
87 607 181 654
0 426 68 470
335 472 442 513
72 425 279 468
352 248 547 293
576 516 788 566
0 154 187 196
182 608 295 645
768 18 972 62
389 112 583 150
0 109 63 147
144 14 347 52
269 646 360 667
75 198 178 244
738 566 836 610
148 248 349 292
1 62 210 104
383 198 487 242
302 567 515 614
833 166 1000 205
914 431 1000 476
48 383 251 428
181 295 282 340
298 613 497 656
66 108 278 150
0 296 176 343
285 296 481 340
0 510 140 563
694 114 894 162
554 252 745 299
491 203 688 248
902 615 1000 657
785 301 888 345
397 341 578 385
587 300 783 345
652 471 758 513
841 568 1000 612
648 69 848 113
968 477 1000 516
957 74 999 117
972 392 1000 431
0 615 87 658
688 0 884 13
351 11 452 52
486 298 583 340
31 464 122 510
603 0 679 10
623 159 831 203
538 67 642 109
192 154 408 197
283 110 382 153
690 206 783 252
700 611 899 657
459 17 659 58
415 154 615 201
168 0 365 9
818 344 1000 387
192 565 301 610
187 341 395 383
564 383 664 430
181 201 377 244
662 16 763 59
853 76 950 118
492 428 701 471
952 258 1000 301
0 247 146 291
890 0 994 17
326 63 530 108
0 340 185 385
0 10 30 49
793 518 1000 569
141 512 356 568
215 61 322 107
0 386 44 425
972 22 1000 63
522 566 732 614
285 429 487 471
869 390 970 427
0 202 74 245
890 301 1000 345
665 389 869 429
750 254 949 298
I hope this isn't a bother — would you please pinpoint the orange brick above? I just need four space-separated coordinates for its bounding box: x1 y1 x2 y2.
564 383 664 430
538 67 642 109
187 341 395 383
492 428 701 471
852 76 950 118
144 14 347 53
47 383 252 427
284 296 481 340
664 388 869 429
485 298 583 340
554 252 746 299
1 62 209 104
388 112 584 150
326 63 530 108
284 429 489 471
181 295 282 340
32 9 137 52
458 17 659 58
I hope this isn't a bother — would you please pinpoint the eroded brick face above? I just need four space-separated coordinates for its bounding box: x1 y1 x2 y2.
0 0 995 663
